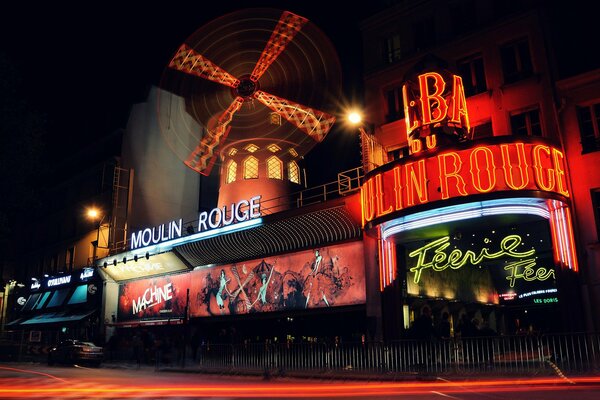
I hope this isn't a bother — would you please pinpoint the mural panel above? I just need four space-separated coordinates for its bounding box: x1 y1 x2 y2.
190 241 365 317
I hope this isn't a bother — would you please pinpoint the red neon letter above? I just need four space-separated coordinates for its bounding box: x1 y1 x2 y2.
532 145 556 191
419 72 448 125
469 146 497 193
393 166 404 211
404 159 428 206
403 84 419 135
449 75 470 131
375 173 393 217
500 143 529 190
552 148 569 197
438 152 468 200
361 178 376 223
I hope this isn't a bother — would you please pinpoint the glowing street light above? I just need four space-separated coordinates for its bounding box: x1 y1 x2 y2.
86 207 100 220
347 111 362 125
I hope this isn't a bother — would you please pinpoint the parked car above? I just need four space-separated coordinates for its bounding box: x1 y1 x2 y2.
48 339 103 367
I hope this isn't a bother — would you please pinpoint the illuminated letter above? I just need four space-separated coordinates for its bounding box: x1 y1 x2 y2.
426 134 437 149
409 139 422 154
198 211 208 232
142 228 152 247
419 72 448 125
249 195 262 218
402 84 419 135
552 149 569 197
393 166 403 211
221 204 235 226
236 199 250 221
438 152 468 200
375 173 393 217
172 219 182 239
208 208 221 229
469 146 496 193
361 178 376 223
532 145 555 191
501 143 529 190
449 75 470 131
405 159 428 206
131 231 143 249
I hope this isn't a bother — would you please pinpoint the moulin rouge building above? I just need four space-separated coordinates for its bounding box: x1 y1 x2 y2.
10 4 597 344
93 5 588 343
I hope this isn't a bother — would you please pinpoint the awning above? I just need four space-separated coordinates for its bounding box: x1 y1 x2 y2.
106 318 184 328
17 310 96 326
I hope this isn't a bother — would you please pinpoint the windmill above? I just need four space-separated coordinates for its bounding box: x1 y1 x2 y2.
160 9 341 213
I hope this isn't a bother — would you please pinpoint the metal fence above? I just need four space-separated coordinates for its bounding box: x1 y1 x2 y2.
156 333 600 377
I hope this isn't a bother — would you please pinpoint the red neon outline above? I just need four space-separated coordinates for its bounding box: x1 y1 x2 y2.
469 146 497 193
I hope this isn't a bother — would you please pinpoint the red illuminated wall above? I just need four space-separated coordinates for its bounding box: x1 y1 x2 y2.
189 241 366 317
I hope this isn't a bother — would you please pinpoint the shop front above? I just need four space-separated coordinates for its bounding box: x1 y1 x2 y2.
361 70 581 339
6 268 103 350
99 197 368 346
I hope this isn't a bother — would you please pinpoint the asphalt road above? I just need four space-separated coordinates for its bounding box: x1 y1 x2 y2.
1 362 600 399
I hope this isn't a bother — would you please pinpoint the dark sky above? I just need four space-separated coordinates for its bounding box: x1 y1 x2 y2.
0 1 375 185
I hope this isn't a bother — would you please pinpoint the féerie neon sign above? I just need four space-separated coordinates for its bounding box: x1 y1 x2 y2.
408 234 555 287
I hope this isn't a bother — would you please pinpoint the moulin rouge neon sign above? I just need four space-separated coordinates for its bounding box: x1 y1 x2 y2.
408 234 555 287
361 140 569 225
403 71 470 139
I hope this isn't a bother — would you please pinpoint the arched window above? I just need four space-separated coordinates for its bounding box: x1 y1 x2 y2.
267 156 283 179
226 160 237 184
243 156 259 179
288 161 300 184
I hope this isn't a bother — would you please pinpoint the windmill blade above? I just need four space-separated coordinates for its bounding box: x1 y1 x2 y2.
184 96 244 175
169 44 240 88
254 90 336 142
249 11 308 82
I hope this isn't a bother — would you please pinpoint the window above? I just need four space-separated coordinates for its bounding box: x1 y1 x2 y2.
35 292 51 310
228 148 238 156
383 33 402 64
47 288 70 308
385 86 404 122
66 247 74 272
577 103 600 153
414 16 436 51
267 144 281 153
243 156 259 179
510 108 542 136
288 161 300 184
267 156 283 179
288 148 298 158
67 285 88 305
593 190 600 241
500 38 533 84
457 54 487 96
472 121 493 139
226 160 237 184
244 144 259 153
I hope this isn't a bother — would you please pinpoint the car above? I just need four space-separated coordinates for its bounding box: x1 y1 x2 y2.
48 339 103 367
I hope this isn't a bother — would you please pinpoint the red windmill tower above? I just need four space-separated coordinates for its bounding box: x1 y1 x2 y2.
161 9 341 214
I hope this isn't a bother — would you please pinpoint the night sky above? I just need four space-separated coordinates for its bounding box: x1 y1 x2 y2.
1 1 598 186
0 1 375 186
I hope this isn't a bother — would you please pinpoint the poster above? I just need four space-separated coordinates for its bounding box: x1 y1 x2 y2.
117 273 190 322
190 241 366 317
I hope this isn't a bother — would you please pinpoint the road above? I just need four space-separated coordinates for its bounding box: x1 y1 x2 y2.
1 363 600 399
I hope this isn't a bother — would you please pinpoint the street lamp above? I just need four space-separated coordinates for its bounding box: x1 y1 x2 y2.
86 207 110 262
346 110 384 173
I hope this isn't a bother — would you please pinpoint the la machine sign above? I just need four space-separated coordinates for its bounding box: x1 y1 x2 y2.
131 195 261 250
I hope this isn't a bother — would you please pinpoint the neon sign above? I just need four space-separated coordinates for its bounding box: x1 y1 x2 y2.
408 234 555 288
403 71 470 141
198 195 261 233
361 139 569 225
131 219 182 250
47 275 72 287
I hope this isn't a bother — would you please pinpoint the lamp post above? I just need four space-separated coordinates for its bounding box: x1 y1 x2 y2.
346 111 384 173
86 207 110 263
